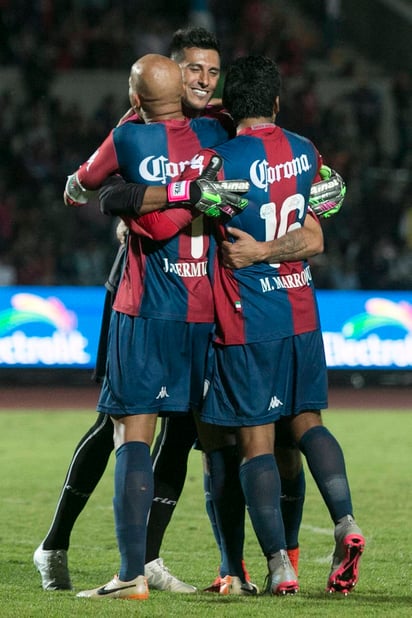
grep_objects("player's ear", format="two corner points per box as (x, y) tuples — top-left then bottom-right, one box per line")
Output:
(130, 92), (141, 112)
(273, 96), (280, 116)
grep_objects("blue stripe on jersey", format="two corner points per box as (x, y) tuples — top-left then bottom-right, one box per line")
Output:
(113, 122), (175, 184)
(189, 117), (230, 149)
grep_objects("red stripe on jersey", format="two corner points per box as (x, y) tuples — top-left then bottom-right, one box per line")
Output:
(262, 130), (320, 336)
(210, 247), (246, 345)
(77, 131), (119, 189)
(113, 234), (146, 316)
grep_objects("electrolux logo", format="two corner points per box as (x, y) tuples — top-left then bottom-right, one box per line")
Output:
(0, 292), (90, 366)
(322, 297), (412, 369)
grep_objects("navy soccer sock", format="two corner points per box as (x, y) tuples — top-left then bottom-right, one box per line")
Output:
(239, 454), (286, 558)
(299, 425), (353, 523)
(207, 446), (245, 578)
(114, 441), (154, 582)
(281, 466), (305, 550)
(203, 462), (223, 563)
(43, 413), (114, 551)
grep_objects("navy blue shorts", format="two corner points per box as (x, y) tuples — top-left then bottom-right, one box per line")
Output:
(97, 312), (213, 417)
(201, 330), (328, 427)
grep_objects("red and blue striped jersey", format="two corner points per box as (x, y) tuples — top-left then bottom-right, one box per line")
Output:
(76, 116), (229, 322)
(184, 124), (324, 343)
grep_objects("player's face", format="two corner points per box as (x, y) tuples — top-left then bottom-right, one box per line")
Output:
(179, 48), (221, 112)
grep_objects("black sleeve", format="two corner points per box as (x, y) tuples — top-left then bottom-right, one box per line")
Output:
(91, 242), (127, 383)
(105, 242), (127, 294)
(98, 175), (147, 217)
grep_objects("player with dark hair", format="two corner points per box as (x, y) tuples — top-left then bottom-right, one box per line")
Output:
(169, 26), (221, 116)
(180, 54), (364, 596)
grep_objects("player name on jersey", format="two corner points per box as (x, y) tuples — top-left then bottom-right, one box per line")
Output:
(260, 265), (313, 292)
(162, 258), (208, 277)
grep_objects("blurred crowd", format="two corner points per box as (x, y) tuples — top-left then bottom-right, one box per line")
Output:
(0, 0), (411, 289)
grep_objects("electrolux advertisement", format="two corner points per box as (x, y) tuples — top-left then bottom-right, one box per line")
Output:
(318, 291), (412, 370)
(0, 287), (411, 371)
(0, 287), (105, 369)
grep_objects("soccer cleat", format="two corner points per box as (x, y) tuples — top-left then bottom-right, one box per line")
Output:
(265, 549), (299, 596)
(144, 558), (197, 593)
(76, 574), (149, 599)
(219, 575), (259, 595)
(204, 559), (251, 593)
(327, 515), (365, 595)
(33, 545), (72, 591)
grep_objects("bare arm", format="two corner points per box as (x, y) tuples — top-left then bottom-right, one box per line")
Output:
(221, 213), (324, 269)
(140, 186), (170, 214)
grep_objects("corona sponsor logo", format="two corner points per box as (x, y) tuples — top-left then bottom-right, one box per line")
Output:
(139, 153), (205, 184)
(250, 154), (311, 190)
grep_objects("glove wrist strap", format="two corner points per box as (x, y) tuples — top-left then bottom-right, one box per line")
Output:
(167, 181), (191, 203)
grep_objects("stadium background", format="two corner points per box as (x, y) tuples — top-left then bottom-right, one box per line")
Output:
(0, 0), (411, 395)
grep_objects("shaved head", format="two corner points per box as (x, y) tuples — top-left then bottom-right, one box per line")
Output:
(129, 54), (184, 121)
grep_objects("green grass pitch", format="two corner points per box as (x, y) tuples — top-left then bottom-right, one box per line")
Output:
(0, 407), (411, 617)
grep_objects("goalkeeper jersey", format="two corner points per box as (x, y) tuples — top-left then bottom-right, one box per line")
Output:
(75, 116), (229, 322)
(184, 123), (324, 344)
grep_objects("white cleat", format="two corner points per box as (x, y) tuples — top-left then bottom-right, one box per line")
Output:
(76, 574), (149, 599)
(33, 545), (72, 591)
(145, 557), (197, 593)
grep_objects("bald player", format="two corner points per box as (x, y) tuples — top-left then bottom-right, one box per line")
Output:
(60, 53), (243, 601)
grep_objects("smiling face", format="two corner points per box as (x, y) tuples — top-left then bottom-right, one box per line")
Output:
(179, 47), (221, 114)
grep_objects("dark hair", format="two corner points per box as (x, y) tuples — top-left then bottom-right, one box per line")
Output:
(169, 27), (220, 63)
(222, 56), (282, 124)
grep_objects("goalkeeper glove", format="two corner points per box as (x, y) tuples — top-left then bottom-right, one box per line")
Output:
(309, 165), (346, 218)
(64, 172), (92, 207)
(167, 155), (249, 218)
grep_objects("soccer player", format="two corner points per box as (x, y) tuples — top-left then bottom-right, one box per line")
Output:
(181, 55), (365, 596)
(33, 27), (233, 595)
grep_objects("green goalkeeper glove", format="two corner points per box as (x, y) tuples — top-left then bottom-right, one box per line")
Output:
(167, 155), (249, 218)
(309, 165), (346, 218)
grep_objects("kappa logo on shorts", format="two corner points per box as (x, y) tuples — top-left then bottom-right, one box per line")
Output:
(268, 395), (283, 410)
(156, 386), (170, 399)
